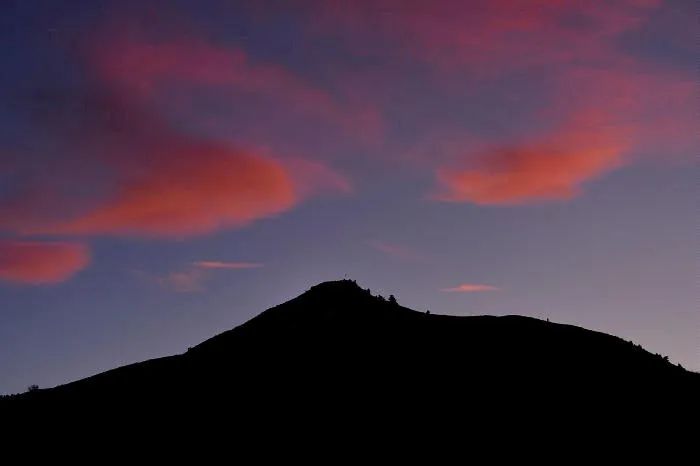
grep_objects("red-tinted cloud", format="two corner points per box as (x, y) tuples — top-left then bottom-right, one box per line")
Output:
(298, 0), (661, 72)
(433, 50), (695, 205)
(549, 66), (697, 159)
(3, 52), (350, 239)
(98, 37), (332, 109)
(3, 1), (691, 246)
(5, 125), (348, 241)
(442, 284), (499, 292)
(283, 157), (354, 197)
(9, 30), (352, 238)
(284, 0), (691, 192)
(434, 113), (628, 205)
(192, 261), (263, 269)
(39, 145), (301, 237)
(93, 35), (382, 142)
(0, 241), (90, 285)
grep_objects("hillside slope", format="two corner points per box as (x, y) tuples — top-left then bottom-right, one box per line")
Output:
(2, 280), (697, 422)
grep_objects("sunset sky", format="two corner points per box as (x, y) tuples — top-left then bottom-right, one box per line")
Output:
(0, 0), (696, 393)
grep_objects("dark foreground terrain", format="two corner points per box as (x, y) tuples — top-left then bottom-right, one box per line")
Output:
(2, 280), (697, 439)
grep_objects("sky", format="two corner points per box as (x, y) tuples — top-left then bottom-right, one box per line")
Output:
(0, 0), (697, 393)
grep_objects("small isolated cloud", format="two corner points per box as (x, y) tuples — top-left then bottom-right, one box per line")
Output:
(442, 284), (499, 292)
(366, 240), (423, 261)
(192, 261), (263, 269)
(0, 241), (91, 284)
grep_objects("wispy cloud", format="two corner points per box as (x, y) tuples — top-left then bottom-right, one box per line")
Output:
(135, 259), (263, 292)
(192, 261), (264, 269)
(156, 270), (205, 293)
(442, 284), (499, 292)
(366, 240), (423, 261)
(132, 269), (205, 293)
(95, 33), (381, 141)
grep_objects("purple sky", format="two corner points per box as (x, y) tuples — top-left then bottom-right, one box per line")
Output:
(0, 0), (697, 393)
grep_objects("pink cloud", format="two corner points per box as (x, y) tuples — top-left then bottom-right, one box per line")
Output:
(442, 284), (500, 292)
(2, 61), (351, 239)
(0, 241), (91, 285)
(283, 157), (354, 197)
(92, 34), (383, 142)
(98, 37), (334, 110)
(297, 0), (662, 73)
(37, 145), (302, 238)
(548, 66), (697, 161)
(16, 140), (350, 238)
(432, 55), (695, 206)
(433, 112), (628, 205)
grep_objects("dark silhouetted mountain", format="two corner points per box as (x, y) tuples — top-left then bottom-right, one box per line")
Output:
(2, 280), (697, 435)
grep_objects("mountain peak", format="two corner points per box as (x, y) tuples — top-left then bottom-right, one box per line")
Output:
(307, 278), (365, 294)
(264, 278), (402, 320)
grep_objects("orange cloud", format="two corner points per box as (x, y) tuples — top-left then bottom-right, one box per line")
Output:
(442, 284), (499, 292)
(434, 113), (628, 205)
(0, 241), (90, 285)
(192, 261), (263, 269)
